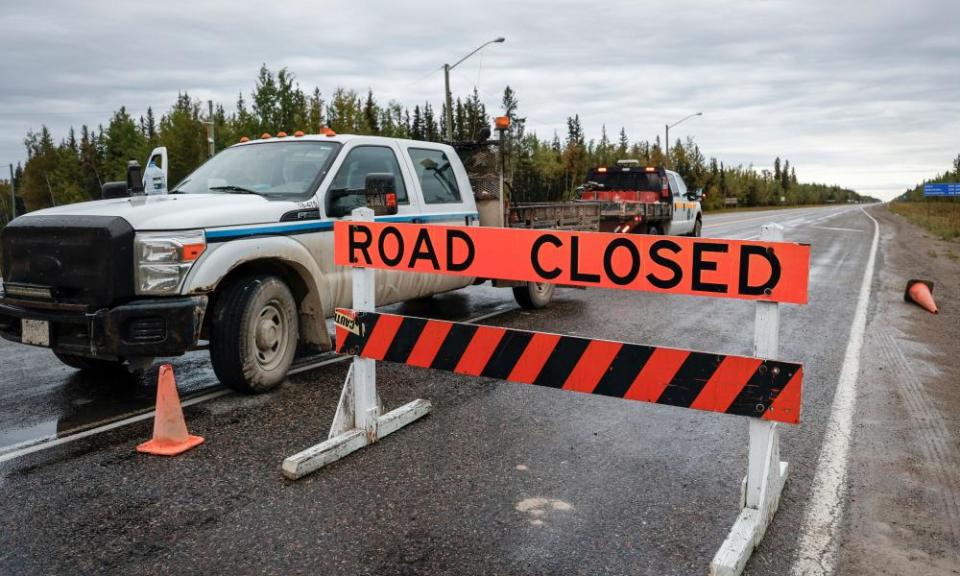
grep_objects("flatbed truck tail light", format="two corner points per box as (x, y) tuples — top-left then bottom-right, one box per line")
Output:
(386, 192), (398, 210)
(645, 166), (656, 172)
(597, 167), (607, 173)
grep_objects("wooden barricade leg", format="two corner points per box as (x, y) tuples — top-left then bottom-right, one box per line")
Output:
(710, 223), (789, 575)
(282, 207), (431, 480)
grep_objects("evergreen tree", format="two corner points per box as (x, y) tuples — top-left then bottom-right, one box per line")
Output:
(361, 90), (379, 135)
(617, 127), (629, 158)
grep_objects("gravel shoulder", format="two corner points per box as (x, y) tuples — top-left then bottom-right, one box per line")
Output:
(837, 205), (960, 575)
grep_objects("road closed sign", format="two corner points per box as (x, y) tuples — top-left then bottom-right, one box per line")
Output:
(334, 222), (811, 304)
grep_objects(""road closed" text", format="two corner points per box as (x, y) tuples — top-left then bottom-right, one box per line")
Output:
(335, 222), (810, 304)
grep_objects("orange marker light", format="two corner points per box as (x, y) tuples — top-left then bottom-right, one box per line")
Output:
(321, 127), (337, 136)
(277, 131), (288, 138)
(239, 136), (250, 143)
(294, 130), (305, 137)
(495, 116), (510, 130)
(261, 133), (272, 139)
(183, 243), (206, 261)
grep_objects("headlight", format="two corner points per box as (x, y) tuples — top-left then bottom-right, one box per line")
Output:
(134, 231), (206, 295)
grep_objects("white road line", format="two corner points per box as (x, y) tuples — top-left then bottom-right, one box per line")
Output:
(0, 389), (232, 464)
(790, 207), (880, 576)
(811, 226), (864, 233)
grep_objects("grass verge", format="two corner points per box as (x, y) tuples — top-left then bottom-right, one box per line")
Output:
(889, 201), (960, 241)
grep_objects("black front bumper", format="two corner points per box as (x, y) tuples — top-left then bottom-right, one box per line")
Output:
(0, 295), (207, 359)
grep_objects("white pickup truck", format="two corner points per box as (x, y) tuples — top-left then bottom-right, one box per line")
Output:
(1, 131), (599, 392)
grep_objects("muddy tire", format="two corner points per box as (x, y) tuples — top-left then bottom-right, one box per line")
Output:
(210, 275), (298, 393)
(513, 282), (555, 309)
(53, 351), (127, 373)
(691, 216), (702, 237)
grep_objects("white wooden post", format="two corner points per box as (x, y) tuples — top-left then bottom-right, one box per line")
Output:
(282, 207), (431, 480)
(710, 223), (789, 576)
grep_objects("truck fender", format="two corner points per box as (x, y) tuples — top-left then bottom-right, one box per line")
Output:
(183, 237), (332, 350)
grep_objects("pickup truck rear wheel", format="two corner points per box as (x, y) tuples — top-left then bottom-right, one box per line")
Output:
(53, 352), (127, 373)
(513, 282), (555, 309)
(210, 275), (299, 393)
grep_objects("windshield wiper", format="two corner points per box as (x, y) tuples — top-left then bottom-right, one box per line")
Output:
(209, 185), (264, 195)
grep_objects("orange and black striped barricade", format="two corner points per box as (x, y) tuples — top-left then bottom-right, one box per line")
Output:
(284, 214), (808, 576)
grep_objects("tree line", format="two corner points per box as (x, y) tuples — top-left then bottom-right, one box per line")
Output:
(0, 64), (876, 224)
(895, 154), (960, 202)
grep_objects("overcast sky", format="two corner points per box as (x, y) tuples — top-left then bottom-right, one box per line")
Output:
(1, 0), (957, 200)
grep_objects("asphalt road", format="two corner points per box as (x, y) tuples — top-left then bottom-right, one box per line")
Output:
(0, 205), (876, 575)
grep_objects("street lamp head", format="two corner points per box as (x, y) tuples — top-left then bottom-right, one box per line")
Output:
(494, 37), (506, 43)
(696, 112), (703, 116)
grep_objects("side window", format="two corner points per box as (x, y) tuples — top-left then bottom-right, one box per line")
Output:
(408, 148), (462, 204)
(675, 175), (688, 196)
(667, 174), (680, 197)
(329, 146), (408, 203)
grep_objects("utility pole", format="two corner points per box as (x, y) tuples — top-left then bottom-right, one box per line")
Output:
(444, 64), (452, 142)
(443, 37), (505, 142)
(8, 164), (14, 219)
(207, 100), (216, 158)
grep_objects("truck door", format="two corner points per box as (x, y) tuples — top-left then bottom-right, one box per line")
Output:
(401, 145), (477, 295)
(322, 143), (422, 309)
(667, 172), (691, 235)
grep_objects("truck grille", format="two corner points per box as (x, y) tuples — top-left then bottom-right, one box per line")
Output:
(1, 215), (135, 309)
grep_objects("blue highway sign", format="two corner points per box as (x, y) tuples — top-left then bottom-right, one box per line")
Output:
(924, 183), (960, 197)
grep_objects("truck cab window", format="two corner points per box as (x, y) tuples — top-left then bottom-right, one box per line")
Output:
(667, 173), (681, 197)
(172, 141), (339, 198)
(328, 146), (408, 203)
(409, 148), (462, 204)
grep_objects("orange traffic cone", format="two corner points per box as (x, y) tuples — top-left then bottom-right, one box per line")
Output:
(904, 279), (938, 314)
(137, 364), (204, 456)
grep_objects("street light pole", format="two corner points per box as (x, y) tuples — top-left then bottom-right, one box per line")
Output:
(665, 112), (702, 168)
(443, 37), (505, 142)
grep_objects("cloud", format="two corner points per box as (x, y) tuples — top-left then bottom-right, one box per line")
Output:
(0, 0), (957, 200)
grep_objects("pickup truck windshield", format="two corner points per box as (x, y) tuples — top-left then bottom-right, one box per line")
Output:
(172, 141), (340, 198)
(585, 170), (662, 191)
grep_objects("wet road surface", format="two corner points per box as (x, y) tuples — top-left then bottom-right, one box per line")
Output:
(0, 205), (876, 575)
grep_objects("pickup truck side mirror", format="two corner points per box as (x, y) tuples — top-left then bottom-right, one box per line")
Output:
(327, 173), (399, 218)
(101, 181), (129, 200)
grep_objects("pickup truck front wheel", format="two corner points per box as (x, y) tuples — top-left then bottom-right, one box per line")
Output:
(210, 275), (299, 393)
(513, 282), (555, 309)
